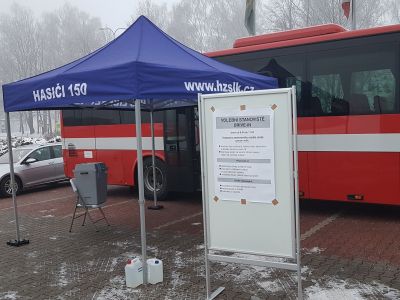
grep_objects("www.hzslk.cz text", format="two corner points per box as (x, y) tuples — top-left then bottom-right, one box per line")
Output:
(184, 80), (254, 92)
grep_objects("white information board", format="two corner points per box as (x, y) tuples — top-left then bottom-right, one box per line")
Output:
(213, 107), (275, 204)
(199, 88), (297, 258)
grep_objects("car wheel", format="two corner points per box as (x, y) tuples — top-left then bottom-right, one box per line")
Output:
(142, 157), (168, 200)
(0, 176), (21, 198)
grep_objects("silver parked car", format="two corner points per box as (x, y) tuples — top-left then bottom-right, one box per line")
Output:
(0, 143), (67, 197)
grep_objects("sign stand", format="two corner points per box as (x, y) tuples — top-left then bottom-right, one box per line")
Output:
(199, 87), (301, 300)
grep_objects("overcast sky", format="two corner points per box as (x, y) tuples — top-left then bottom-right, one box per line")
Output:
(1, 0), (177, 29)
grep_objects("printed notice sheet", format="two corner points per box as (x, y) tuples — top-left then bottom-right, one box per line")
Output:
(213, 107), (275, 203)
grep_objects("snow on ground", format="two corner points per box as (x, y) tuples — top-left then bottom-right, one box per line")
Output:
(209, 251), (400, 299)
(94, 276), (141, 300)
(109, 257), (120, 272)
(56, 263), (69, 287)
(169, 250), (188, 289)
(303, 247), (325, 254)
(305, 278), (400, 299)
(25, 251), (39, 258)
(94, 245), (202, 299)
(39, 209), (56, 214)
(120, 251), (140, 260)
(258, 280), (284, 293)
(42, 215), (55, 218)
(212, 253), (277, 293)
(0, 136), (61, 156)
(28, 237), (400, 299)
(0, 292), (19, 300)
(109, 241), (130, 249)
(196, 244), (205, 250)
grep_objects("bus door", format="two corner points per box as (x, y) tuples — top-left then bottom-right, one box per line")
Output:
(163, 107), (198, 192)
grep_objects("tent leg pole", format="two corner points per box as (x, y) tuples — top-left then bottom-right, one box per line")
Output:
(148, 111), (163, 210)
(6, 112), (29, 247)
(135, 100), (147, 284)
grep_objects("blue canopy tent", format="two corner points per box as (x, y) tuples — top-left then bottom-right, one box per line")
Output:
(2, 15), (277, 286)
(3, 15), (276, 111)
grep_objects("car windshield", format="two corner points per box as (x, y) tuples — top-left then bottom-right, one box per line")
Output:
(0, 148), (32, 164)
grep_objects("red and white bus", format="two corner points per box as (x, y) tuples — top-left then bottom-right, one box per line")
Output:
(207, 23), (400, 205)
(62, 23), (400, 205)
(61, 108), (200, 199)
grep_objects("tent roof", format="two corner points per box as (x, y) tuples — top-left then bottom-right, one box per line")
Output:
(2, 16), (277, 112)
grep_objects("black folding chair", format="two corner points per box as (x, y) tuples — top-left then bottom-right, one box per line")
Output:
(69, 178), (110, 232)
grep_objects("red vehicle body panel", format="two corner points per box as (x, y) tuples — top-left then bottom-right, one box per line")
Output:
(207, 24), (400, 205)
(61, 118), (164, 187)
(298, 115), (400, 205)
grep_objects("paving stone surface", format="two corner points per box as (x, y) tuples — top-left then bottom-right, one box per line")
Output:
(0, 184), (399, 299)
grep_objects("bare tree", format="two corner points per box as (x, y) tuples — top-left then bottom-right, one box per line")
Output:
(38, 12), (63, 70)
(262, 0), (387, 32)
(260, 0), (303, 32)
(387, 0), (400, 23)
(133, 0), (170, 30)
(344, 0), (386, 29)
(0, 3), (41, 134)
(168, 0), (210, 52)
(55, 4), (106, 63)
(167, 0), (248, 52)
(0, 3), (108, 136)
(131, 0), (249, 52)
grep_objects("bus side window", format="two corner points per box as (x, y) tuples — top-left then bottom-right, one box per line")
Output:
(308, 43), (398, 116)
(257, 56), (306, 115)
(62, 109), (93, 126)
(351, 69), (396, 114)
(62, 110), (72, 126)
(92, 110), (121, 125)
(311, 74), (345, 116)
(62, 110), (82, 126)
(120, 111), (135, 124)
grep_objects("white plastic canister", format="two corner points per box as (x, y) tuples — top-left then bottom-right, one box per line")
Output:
(125, 258), (143, 288)
(147, 258), (163, 284)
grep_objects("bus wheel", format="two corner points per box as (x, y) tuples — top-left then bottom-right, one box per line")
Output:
(143, 158), (168, 200)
